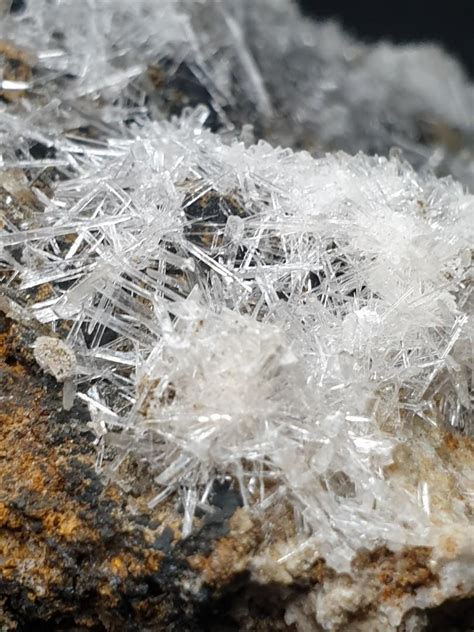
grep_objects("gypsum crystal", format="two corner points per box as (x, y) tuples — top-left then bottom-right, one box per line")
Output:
(1, 0), (474, 188)
(1, 109), (472, 571)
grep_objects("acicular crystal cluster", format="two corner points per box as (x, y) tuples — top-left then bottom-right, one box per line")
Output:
(2, 105), (473, 571)
(0, 0), (473, 590)
(1, 0), (474, 184)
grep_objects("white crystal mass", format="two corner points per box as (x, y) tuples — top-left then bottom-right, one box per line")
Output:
(1, 0), (473, 185)
(0, 0), (473, 578)
(1, 111), (472, 570)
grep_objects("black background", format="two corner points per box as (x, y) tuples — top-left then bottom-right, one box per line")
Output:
(298, 1), (474, 78)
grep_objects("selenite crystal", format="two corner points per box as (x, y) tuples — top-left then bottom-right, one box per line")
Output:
(0, 0), (473, 616)
(0, 0), (473, 185)
(1, 108), (472, 571)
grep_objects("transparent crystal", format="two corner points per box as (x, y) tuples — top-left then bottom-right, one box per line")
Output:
(2, 108), (472, 569)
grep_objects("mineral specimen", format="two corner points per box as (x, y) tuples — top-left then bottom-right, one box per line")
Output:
(0, 0), (473, 630)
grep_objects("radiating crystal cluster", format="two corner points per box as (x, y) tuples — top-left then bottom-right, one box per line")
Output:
(1, 104), (472, 569)
(0, 0), (473, 576)
(1, 0), (473, 185)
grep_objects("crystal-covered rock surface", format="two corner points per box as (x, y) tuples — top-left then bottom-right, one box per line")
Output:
(1, 0), (473, 183)
(0, 1), (473, 630)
